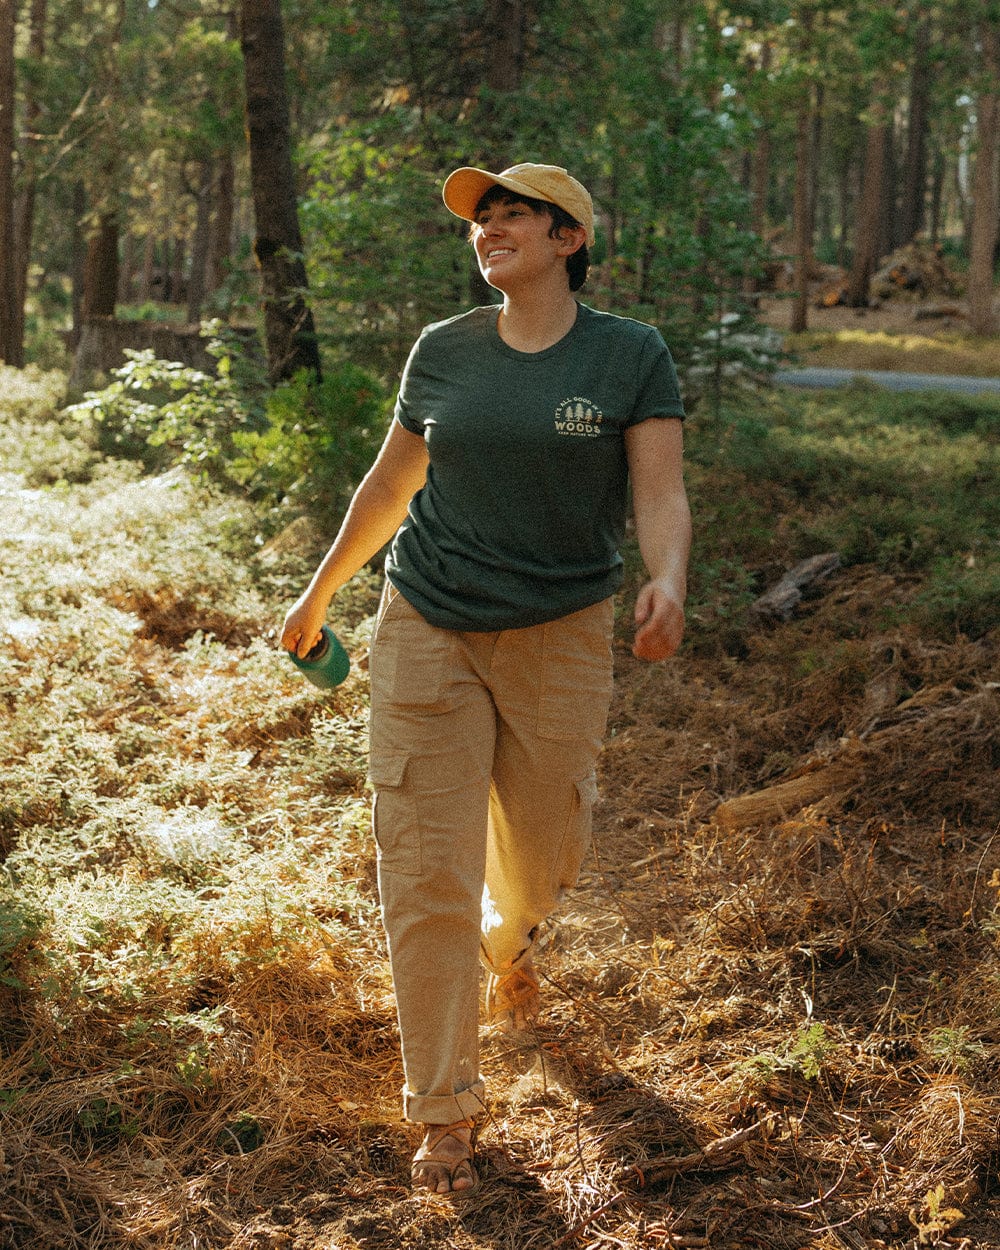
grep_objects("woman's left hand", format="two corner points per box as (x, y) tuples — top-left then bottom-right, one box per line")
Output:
(632, 581), (685, 661)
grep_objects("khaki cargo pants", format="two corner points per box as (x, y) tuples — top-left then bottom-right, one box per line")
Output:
(368, 582), (614, 1124)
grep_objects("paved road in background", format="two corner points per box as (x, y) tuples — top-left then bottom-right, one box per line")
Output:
(775, 367), (1000, 396)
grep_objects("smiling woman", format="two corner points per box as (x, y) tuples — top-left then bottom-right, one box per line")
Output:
(280, 161), (691, 1198)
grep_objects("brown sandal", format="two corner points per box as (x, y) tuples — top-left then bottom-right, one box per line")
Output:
(486, 958), (540, 1031)
(411, 1118), (480, 1197)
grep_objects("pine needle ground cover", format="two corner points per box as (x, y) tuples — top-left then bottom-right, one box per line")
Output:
(1, 366), (998, 1250)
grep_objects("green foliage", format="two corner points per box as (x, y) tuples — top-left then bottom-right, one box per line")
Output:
(67, 345), (262, 476)
(302, 118), (470, 377)
(232, 363), (390, 516)
(923, 1024), (987, 1073)
(0, 898), (45, 989)
(735, 1022), (837, 1090)
(909, 1183), (966, 1246)
(65, 331), (389, 513)
(216, 1113), (266, 1153)
(0, 421), (374, 1022)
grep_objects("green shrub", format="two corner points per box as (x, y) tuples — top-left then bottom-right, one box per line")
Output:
(231, 364), (389, 516)
(65, 332), (389, 513)
(910, 559), (1000, 640)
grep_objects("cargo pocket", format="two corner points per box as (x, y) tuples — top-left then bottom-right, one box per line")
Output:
(537, 602), (614, 741)
(555, 772), (600, 893)
(369, 752), (422, 876)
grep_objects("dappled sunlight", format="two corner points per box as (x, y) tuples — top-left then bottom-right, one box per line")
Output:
(3, 365), (999, 1249)
(784, 325), (1000, 378)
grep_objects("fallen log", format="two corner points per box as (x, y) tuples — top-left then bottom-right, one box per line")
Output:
(714, 684), (996, 830)
(714, 757), (860, 831)
(750, 553), (841, 623)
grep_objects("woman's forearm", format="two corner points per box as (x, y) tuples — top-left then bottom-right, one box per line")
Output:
(281, 421), (428, 655)
(635, 488), (691, 598)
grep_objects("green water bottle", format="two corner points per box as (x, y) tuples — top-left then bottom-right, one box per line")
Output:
(288, 626), (350, 689)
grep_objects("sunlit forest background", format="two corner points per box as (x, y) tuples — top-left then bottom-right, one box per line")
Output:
(1, 0), (999, 389)
(2, 4), (1000, 1250)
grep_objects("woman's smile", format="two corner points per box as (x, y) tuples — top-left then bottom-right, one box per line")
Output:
(473, 204), (566, 288)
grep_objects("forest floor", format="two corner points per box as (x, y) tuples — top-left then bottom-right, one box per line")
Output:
(1, 348), (998, 1250)
(759, 292), (1000, 379)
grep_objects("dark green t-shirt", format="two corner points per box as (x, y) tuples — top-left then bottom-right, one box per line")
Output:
(386, 302), (684, 631)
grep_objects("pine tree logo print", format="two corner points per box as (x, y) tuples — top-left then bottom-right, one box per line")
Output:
(554, 397), (604, 437)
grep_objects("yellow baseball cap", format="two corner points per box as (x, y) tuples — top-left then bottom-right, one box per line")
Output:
(442, 163), (595, 247)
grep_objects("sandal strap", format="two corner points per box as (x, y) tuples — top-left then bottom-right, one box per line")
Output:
(419, 1117), (477, 1155)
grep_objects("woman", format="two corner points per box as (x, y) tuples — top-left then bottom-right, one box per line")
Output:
(281, 163), (691, 1196)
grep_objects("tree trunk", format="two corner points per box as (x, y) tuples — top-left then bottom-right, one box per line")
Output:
(139, 234), (155, 302)
(207, 153), (235, 294)
(929, 148), (945, 244)
(13, 0), (46, 360)
(0, 0), (22, 366)
(186, 161), (213, 325)
(171, 233), (185, 305)
(117, 231), (135, 304)
(82, 213), (120, 318)
(750, 119), (771, 238)
(70, 182), (85, 345)
(790, 87), (814, 333)
(880, 116), (897, 259)
(466, 0), (529, 305)
(968, 22), (1000, 336)
(845, 112), (890, 308)
(746, 39), (773, 300)
(483, 0), (524, 93)
(897, 22), (930, 246)
(240, 0), (322, 382)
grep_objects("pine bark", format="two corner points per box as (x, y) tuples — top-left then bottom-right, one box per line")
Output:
(790, 88), (815, 332)
(186, 161), (213, 325)
(240, 0), (322, 382)
(208, 154), (235, 294)
(896, 22), (930, 246)
(0, 0), (22, 366)
(483, 0), (524, 93)
(968, 22), (1000, 337)
(13, 0), (46, 358)
(845, 113), (890, 308)
(81, 213), (120, 318)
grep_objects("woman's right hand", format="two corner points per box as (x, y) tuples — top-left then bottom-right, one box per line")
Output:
(280, 592), (330, 659)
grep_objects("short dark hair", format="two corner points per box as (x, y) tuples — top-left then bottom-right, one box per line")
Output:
(472, 185), (590, 292)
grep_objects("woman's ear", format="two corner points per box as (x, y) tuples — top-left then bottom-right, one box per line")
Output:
(553, 224), (587, 256)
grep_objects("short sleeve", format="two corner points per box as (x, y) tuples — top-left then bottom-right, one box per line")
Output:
(624, 327), (685, 427)
(393, 333), (427, 435)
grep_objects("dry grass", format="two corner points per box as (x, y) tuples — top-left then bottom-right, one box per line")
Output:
(2, 370), (999, 1250)
(759, 296), (1000, 378)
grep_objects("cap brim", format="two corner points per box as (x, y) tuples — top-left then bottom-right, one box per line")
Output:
(442, 167), (560, 223)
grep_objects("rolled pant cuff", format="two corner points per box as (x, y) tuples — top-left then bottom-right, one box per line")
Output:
(402, 1080), (487, 1125)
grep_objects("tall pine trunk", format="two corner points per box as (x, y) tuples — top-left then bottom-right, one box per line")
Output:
(240, 0), (322, 382)
(208, 154), (235, 295)
(13, 0), (45, 359)
(186, 161), (213, 325)
(968, 22), (1000, 336)
(845, 109), (890, 308)
(897, 22), (930, 246)
(0, 0), (22, 366)
(790, 87), (815, 333)
(81, 212), (120, 318)
(466, 0), (529, 306)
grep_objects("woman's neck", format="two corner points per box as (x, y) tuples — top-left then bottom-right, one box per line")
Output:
(496, 289), (579, 353)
